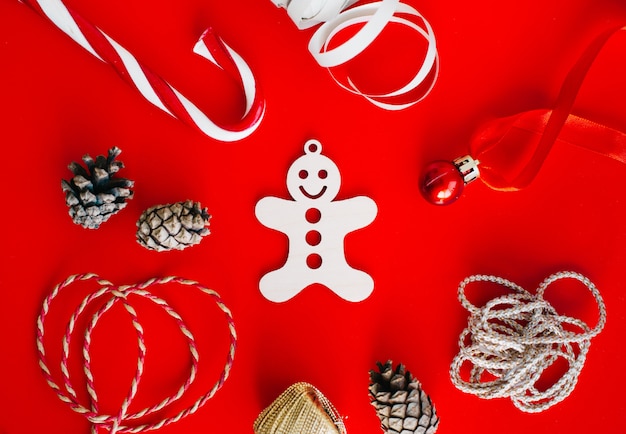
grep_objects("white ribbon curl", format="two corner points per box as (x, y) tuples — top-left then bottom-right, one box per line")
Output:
(271, 0), (439, 109)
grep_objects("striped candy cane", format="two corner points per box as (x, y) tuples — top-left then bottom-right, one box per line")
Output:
(21, 0), (265, 142)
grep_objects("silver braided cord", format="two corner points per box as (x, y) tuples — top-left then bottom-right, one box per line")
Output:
(450, 271), (606, 412)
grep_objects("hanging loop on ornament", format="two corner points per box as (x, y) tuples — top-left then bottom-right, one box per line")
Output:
(37, 273), (237, 433)
(421, 25), (626, 204)
(271, 0), (439, 109)
(450, 271), (606, 412)
(20, 0), (265, 142)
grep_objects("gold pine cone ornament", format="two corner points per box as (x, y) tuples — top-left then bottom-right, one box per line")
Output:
(254, 382), (346, 434)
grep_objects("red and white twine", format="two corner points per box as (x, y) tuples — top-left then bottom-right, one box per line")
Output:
(20, 0), (265, 142)
(36, 273), (237, 433)
(450, 271), (606, 412)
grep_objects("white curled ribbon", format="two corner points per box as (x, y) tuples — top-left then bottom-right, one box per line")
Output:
(271, 0), (439, 109)
(21, 0), (265, 142)
(282, 0), (360, 29)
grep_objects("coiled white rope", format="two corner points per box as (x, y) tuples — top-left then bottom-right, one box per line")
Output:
(271, 0), (438, 109)
(450, 271), (606, 412)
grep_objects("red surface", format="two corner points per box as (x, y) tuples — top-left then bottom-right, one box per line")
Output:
(2, 0), (626, 433)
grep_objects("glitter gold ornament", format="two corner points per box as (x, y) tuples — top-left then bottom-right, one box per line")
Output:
(253, 382), (346, 434)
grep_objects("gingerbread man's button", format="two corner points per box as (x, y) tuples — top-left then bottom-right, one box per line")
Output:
(306, 208), (321, 223)
(306, 230), (321, 246)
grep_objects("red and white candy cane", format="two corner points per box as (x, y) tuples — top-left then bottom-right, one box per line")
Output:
(36, 273), (237, 434)
(271, 0), (439, 110)
(21, 0), (265, 142)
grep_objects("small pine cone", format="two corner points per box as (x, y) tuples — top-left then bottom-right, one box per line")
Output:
(136, 200), (210, 251)
(369, 360), (439, 434)
(61, 147), (134, 229)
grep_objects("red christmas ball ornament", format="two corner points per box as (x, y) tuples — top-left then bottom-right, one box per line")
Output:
(420, 156), (480, 205)
(421, 161), (464, 205)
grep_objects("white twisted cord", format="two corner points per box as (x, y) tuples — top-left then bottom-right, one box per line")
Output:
(450, 271), (606, 412)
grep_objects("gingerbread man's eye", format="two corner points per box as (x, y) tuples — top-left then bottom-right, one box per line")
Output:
(299, 170), (308, 179)
(318, 170), (327, 179)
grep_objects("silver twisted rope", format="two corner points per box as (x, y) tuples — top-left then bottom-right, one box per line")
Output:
(450, 271), (606, 412)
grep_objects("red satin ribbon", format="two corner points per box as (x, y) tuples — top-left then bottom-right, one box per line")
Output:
(469, 26), (626, 191)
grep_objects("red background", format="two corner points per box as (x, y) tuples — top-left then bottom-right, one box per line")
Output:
(1, 0), (626, 433)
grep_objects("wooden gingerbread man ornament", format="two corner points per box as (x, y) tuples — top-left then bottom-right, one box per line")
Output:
(255, 139), (377, 302)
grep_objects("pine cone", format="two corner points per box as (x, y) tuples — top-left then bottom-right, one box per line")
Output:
(61, 147), (134, 229)
(369, 360), (439, 434)
(136, 200), (210, 251)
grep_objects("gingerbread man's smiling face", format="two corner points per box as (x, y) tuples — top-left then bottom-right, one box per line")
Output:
(287, 140), (341, 203)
